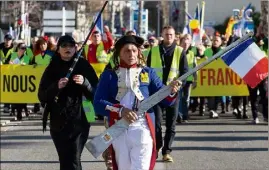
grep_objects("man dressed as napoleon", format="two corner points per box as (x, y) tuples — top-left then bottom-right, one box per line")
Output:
(94, 35), (182, 170)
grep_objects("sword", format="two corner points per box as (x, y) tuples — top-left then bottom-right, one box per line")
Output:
(85, 33), (253, 158)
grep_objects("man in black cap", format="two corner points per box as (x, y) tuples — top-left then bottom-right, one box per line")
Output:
(1, 34), (14, 113)
(0, 34), (14, 64)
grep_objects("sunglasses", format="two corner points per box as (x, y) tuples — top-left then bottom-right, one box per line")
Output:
(20, 47), (27, 50)
(60, 43), (75, 48)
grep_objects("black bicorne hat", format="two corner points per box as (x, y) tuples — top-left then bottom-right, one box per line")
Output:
(114, 35), (144, 52)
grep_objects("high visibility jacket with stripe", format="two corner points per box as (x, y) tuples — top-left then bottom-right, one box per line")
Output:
(84, 43), (113, 78)
(10, 52), (30, 65)
(150, 45), (183, 85)
(34, 50), (54, 65)
(0, 46), (14, 64)
(84, 42), (111, 64)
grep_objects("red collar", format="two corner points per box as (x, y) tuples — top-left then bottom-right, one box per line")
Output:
(119, 60), (137, 68)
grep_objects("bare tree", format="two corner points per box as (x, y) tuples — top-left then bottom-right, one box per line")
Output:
(161, 1), (170, 26)
(261, 1), (268, 37)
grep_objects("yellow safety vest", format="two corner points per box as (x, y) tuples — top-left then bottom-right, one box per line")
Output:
(142, 48), (150, 60)
(151, 45), (183, 85)
(34, 53), (52, 65)
(0, 47), (13, 64)
(26, 47), (34, 63)
(82, 96), (95, 123)
(186, 50), (196, 81)
(84, 43), (112, 78)
(84, 42), (110, 63)
(10, 52), (30, 65)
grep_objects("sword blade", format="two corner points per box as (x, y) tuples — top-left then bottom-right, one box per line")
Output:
(85, 118), (129, 158)
(138, 86), (172, 113)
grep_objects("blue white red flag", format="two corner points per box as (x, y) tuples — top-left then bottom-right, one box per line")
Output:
(222, 38), (268, 88)
(93, 12), (104, 34)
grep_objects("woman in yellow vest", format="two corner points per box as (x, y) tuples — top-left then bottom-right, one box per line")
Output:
(33, 37), (54, 65)
(178, 34), (197, 123)
(9, 42), (31, 120)
(32, 37), (54, 113)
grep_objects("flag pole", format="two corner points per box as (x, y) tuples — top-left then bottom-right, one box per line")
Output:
(200, 1), (205, 40)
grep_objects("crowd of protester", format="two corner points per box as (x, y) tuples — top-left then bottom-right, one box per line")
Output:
(0, 25), (268, 124)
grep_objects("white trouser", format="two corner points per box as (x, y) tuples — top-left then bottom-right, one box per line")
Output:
(112, 121), (153, 170)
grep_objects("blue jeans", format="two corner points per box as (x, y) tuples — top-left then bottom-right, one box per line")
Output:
(178, 82), (192, 120)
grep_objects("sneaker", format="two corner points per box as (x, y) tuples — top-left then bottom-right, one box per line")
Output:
(232, 109), (238, 116)
(163, 154), (173, 162)
(252, 118), (260, 124)
(209, 110), (218, 118)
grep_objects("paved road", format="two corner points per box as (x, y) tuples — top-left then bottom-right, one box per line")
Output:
(0, 112), (268, 170)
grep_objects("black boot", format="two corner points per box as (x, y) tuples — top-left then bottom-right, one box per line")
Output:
(199, 105), (205, 116)
(226, 103), (230, 112)
(33, 104), (40, 113)
(242, 106), (249, 119)
(17, 111), (22, 121)
(236, 108), (242, 119)
(221, 103), (225, 114)
(177, 115), (182, 124)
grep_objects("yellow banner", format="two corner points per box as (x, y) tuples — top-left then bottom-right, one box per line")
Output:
(0, 60), (250, 103)
(191, 58), (249, 96)
(0, 65), (46, 103)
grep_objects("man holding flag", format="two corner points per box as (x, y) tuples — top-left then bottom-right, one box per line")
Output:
(83, 13), (114, 79)
(84, 25), (113, 68)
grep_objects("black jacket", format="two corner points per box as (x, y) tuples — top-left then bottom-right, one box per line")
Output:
(38, 55), (98, 132)
(146, 42), (189, 84)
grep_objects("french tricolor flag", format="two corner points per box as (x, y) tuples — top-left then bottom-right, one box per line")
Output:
(222, 38), (268, 88)
(93, 12), (104, 34)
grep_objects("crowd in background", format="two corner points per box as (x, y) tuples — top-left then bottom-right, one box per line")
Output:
(0, 24), (268, 124)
